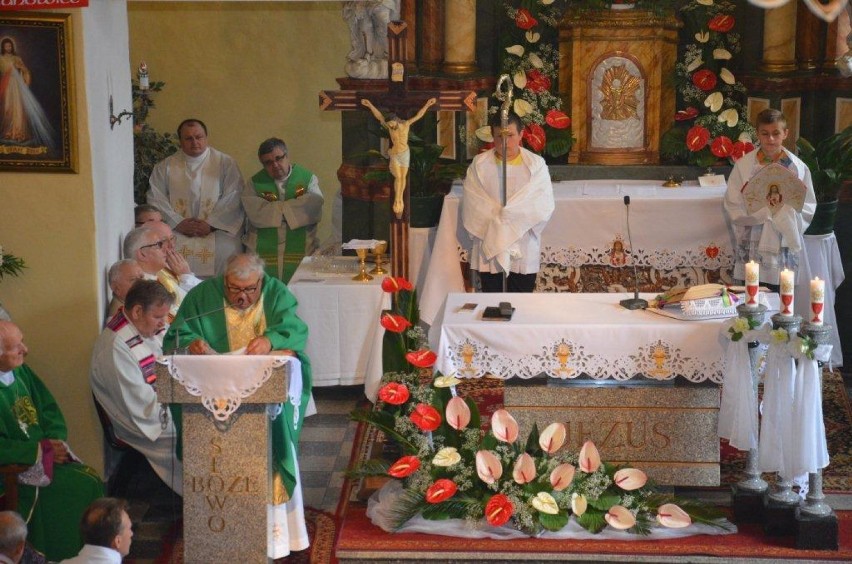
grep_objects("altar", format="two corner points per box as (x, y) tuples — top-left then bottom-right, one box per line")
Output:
(419, 180), (735, 325)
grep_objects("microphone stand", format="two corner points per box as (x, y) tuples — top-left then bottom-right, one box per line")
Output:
(171, 305), (227, 354)
(619, 195), (648, 310)
(495, 75), (513, 294)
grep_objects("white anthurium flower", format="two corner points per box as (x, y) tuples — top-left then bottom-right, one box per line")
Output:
(571, 493), (587, 516)
(531, 492), (560, 515)
(525, 30), (541, 43)
(697, 0), (713, 5)
(433, 447), (461, 467)
(704, 92), (723, 113)
(694, 31), (710, 43)
(434, 374), (463, 388)
(528, 52), (544, 68)
(718, 108), (739, 127)
(657, 503), (692, 528)
(605, 505), (636, 530)
(475, 126), (494, 143)
(513, 70), (527, 89)
(539, 422), (567, 454)
(540, 0), (555, 5)
(513, 98), (534, 118)
(506, 44), (525, 57)
(738, 131), (753, 143)
(686, 57), (704, 72)
(713, 48), (732, 60)
(719, 68), (736, 85)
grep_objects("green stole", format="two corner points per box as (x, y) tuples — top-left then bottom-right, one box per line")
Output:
(251, 165), (313, 282)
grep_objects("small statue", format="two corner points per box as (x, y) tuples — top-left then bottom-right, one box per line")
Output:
(361, 97), (437, 219)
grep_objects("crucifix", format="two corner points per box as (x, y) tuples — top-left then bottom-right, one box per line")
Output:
(319, 20), (476, 279)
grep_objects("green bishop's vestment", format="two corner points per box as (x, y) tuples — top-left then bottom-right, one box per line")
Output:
(0, 364), (104, 560)
(163, 273), (311, 495)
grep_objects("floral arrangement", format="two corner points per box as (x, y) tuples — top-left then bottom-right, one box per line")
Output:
(496, 1), (573, 158)
(351, 277), (728, 536)
(661, 0), (755, 167)
(0, 246), (26, 281)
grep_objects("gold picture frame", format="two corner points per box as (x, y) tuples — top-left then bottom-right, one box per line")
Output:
(0, 13), (76, 172)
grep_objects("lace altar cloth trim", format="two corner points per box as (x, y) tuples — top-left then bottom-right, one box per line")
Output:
(442, 336), (724, 383)
(158, 356), (298, 421)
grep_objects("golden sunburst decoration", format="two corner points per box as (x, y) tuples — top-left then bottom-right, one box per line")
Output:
(600, 65), (641, 121)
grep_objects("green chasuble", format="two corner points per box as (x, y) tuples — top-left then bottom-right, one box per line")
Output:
(251, 165), (313, 283)
(0, 364), (104, 561)
(163, 273), (312, 496)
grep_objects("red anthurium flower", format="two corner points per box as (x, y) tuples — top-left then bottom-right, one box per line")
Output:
(381, 276), (413, 293)
(692, 69), (717, 92)
(545, 109), (571, 129)
(388, 455), (420, 478)
(525, 69), (551, 93)
(523, 123), (546, 152)
(380, 312), (411, 333)
(485, 494), (514, 526)
(708, 14), (735, 33)
(730, 140), (755, 161)
(675, 107), (699, 121)
(515, 8), (537, 30)
(410, 403), (442, 431)
(710, 136), (734, 158)
(378, 382), (410, 405)
(425, 479), (457, 503)
(686, 126), (711, 152)
(405, 349), (437, 369)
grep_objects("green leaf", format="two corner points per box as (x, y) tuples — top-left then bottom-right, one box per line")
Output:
(524, 423), (542, 457)
(538, 511), (569, 532)
(587, 494), (621, 511)
(575, 508), (607, 534)
(345, 458), (390, 479)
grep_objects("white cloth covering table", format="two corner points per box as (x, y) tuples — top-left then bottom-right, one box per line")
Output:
(431, 292), (777, 383)
(288, 257), (391, 400)
(796, 232), (844, 366)
(420, 180), (734, 325)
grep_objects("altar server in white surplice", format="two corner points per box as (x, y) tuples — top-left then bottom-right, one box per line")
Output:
(723, 109), (815, 286)
(147, 118), (246, 278)
(90, 280), (183, 495)
(462, 111), (554, 292)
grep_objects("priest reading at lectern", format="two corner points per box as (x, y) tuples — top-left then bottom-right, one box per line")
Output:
(462, 111), (554, 292)
(162, 252), (313, 556)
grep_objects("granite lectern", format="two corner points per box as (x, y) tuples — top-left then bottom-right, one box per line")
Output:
(156, 356), (293, 564)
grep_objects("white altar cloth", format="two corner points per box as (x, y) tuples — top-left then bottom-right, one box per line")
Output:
(288, 257), (391, 400)
(432, 292), (778, 383)
(420, 180), (734, 325)
(795, 232), (844, 366)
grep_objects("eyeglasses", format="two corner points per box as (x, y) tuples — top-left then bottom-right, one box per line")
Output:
(261, 154), (288, 167)
(140, 236), (176, 251)
(224, 279), (262, 295)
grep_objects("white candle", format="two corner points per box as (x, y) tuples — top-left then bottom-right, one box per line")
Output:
(138, 61), (149, 91)
(744, 260), (759, 308)
(810, 277), (825, 325)
(779, 268), (794, 316)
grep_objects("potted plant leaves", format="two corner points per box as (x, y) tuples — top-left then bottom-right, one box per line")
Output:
(796, 126), (852, 235)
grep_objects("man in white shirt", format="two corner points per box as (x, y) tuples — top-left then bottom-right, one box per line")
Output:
(90, 281), (182, 495)
(462, 111), (554, 292)
(147, 118), (246, 277)
(0, 511), (26, 564)
(105, 259), (144, 322)
(60, 498), (133, 563)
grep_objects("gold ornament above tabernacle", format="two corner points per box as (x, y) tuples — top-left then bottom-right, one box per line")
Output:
(600, 65), (640, 121)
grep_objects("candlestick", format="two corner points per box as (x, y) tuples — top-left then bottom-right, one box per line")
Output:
(779, 268), (794, 316)
(744, 260), (759, 308)
(138, 61), (149, 91)
(810, 277), (825, 325)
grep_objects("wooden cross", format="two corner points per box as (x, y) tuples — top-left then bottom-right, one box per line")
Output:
(319, 21), (476, 280)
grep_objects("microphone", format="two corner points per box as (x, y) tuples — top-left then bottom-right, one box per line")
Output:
(170, 305), (227, 354)
(620, 195), (648, 310)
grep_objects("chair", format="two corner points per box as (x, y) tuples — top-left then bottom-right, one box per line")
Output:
(0, 464), (27, 511)
(92, 394), (151, 497)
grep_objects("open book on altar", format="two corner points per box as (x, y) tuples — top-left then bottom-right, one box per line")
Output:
(649, 283), (771, 321)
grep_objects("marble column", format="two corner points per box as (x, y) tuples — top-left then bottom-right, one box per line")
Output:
(762, 1), (798, 73)
(420, 0), (445, 73)
(443, 0), (477, 75)
(401, 0), (417, 70)
(797, 1), (824, 71)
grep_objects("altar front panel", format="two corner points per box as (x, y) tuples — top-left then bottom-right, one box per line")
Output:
(434, 292), (732, 383)
(419, 180), (735, 325)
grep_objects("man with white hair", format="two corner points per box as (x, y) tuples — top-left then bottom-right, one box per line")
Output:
(106, 259), (144, 321)
(163, 253), (311, 558)
(0, 511), (27, 564)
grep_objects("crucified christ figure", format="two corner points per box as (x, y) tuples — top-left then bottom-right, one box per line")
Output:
(361, 97), (437, 219)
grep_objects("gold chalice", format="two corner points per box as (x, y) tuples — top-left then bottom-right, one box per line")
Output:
(370, 240), (388, 275)
(352, 247), (373, 281)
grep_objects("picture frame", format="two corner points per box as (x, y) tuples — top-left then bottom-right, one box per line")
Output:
(0, 13), (76, 173)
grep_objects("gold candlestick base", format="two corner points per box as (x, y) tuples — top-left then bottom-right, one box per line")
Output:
(353, 248), (373, 282)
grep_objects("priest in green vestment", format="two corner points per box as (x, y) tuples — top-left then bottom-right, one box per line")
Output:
(162, 252), (311, 503)
(242, 137), (324, 283)
(0, 321), (104, 561)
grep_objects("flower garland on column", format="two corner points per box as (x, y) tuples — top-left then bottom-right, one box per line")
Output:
(662, 0), (756, 167)
(497, 1), (574, 158)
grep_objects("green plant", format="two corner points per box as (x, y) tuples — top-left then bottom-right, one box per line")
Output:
(132, 80), (178, 204)
(0, 246), (26, 281)
(796, 126), (852, 203)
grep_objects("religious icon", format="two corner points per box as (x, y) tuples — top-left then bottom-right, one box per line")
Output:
(766, 183), (782, 215)
(600, 64), (640, 121)
(609, 236), (627, 267)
